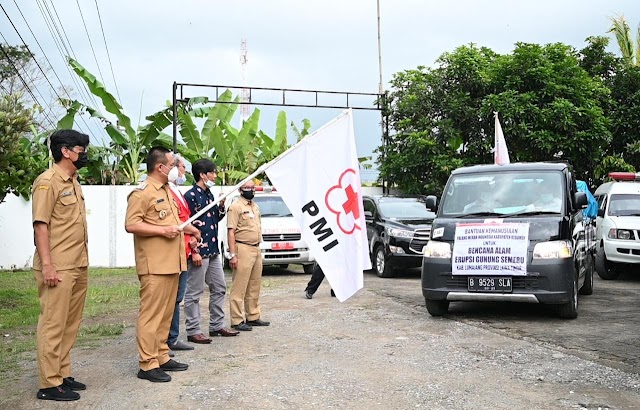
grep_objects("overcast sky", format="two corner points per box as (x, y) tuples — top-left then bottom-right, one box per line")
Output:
(3, 0), (640, 178)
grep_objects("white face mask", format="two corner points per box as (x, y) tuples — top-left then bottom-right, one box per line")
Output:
(205, 179), (215, 188)
(167, 166), (179, 183)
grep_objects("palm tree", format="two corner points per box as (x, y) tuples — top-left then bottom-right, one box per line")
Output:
(608, 14), (640, 66)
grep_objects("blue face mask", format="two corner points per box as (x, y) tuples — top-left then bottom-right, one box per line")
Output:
(176, 175), (187, 185)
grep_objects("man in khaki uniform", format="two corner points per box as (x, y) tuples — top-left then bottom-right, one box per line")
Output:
(125, 147), (198, 383)
(32, 129), (90, 402)
(227, 180), (271, 331)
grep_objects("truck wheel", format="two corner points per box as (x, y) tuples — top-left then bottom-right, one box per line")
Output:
(595, 245), (619, 280)
(579, 262), (593, 295)
(558, 274), (578, 319)
(425, 299), (449, 316)
(303, 264), (314, 274)
(374, 244), (394, 278)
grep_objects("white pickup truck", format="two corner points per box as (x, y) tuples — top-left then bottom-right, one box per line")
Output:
(217, 187), (315, 273)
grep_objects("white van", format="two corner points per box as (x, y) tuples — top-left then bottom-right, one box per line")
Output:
(218, 187), (315, 273)
(593, 172), (640, 279)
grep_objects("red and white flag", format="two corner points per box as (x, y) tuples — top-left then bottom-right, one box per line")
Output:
(265, 109), (371, 301)
(494, 112), (510, 165)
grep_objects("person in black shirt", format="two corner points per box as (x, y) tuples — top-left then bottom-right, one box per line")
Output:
(304, 262), (335, 299)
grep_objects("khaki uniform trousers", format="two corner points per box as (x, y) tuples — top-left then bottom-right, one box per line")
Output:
(229, 243), (263, 325)
(34, 267), (88, 388)
(137, 273), (178, 371)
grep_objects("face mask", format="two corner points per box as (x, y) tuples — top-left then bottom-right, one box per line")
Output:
(241, 190), (255, 200)
(73, 152), (89, 170)
(176, 175), (187, 185)
(167, 166), (179, 182)
(205, 178), (215, 188)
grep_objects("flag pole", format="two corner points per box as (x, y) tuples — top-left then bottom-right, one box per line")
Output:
(180, 109), (353, 229)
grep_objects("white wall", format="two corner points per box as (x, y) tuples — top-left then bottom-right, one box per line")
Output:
(0, 185), (383, 269)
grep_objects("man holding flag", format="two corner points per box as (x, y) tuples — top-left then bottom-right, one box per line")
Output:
(265, 109), (371, 301)
(180, 109), (371, 302)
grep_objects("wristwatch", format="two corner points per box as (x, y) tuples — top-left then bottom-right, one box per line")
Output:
(229, 253), (236, 259)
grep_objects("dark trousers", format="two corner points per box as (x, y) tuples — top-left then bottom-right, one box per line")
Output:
(305, 264), (327, 295)
(168, 270), (188, 346)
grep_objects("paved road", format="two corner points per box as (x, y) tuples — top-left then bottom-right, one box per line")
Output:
(361, 267), (640, 374)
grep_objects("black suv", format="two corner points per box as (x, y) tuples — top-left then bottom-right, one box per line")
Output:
(363, 195), (436, 278)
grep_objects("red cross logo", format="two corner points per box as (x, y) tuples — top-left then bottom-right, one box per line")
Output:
(342, 185), (360, 220)
(325, 168), (362, 235)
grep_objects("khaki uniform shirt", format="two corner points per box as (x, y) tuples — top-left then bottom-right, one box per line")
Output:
(227, 198), (262, 245)
(125, 177), (187, 275)
(32, 163), (88, 271)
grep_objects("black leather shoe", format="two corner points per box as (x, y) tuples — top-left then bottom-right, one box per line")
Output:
(63, 377), (86, 391)
(37, 385), (80, 401)
(137, 368), (171, 382)
(246, 318), (270, 326)
(159, 359), (188, 372)
(231, 322), (252, 331)
(169, 340), (194, 350)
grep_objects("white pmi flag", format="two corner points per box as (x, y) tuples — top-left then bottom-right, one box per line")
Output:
(494, 111), (510, 165)
(264, 109), (371, 301)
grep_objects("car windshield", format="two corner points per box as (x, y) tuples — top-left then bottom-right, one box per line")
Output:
(377, 198), (435, 219)
(608, 194), (640, 216)
(253, 196), (292, 217)
(440, 170), (565, 217)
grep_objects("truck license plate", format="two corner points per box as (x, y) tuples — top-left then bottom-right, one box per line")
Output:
(271, 242), (294, 250)
(468, 277), (512, 292)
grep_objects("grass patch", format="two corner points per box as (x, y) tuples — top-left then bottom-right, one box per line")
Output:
(0, 268), (139, 379)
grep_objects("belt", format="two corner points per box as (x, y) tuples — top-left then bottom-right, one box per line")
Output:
(236, 240), (259, 247)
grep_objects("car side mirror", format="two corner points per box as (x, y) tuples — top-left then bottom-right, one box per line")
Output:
(574, 191), (588, 210)
(597, 209), (605, 218)
(364, 210), (373, 221)
(425, 195), (438, 212)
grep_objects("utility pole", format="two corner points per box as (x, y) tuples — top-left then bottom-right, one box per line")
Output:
(376, 0), (383, 94)
(240, 38), (249, 122)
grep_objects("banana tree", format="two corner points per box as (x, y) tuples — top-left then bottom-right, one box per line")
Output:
(60, 58), (174, 183)
(609, 15), (640, 66)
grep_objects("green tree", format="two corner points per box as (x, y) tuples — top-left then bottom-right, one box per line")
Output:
(380, 42), (612, 193)
(1, 43), (63, 130)
(486, 42), (611, 182)
(379, 45), (500, 194)
(0, 94), (47, 203)
(579, 36), (638, 180)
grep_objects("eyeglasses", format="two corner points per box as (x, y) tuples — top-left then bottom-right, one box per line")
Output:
(240, 187), (256, 192)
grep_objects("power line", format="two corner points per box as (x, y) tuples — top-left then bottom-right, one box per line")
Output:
(74, 0), (107, 88)
(44, 0), (111, 143)
(34, 0), (109, 143)
(93, 0), (122, 102)
(39, 0), (102, 111)
(8, 0), (95, 136)
(0, 41), (57, 129)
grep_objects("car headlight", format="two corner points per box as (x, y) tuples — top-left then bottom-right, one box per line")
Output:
(387, 227), (414, 238)
(533, 240), (572, 259)
(608, 229), (632, 240)
(423, 240), (451, 258)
